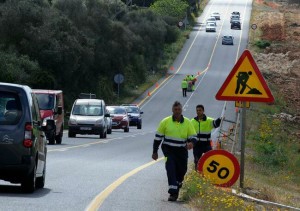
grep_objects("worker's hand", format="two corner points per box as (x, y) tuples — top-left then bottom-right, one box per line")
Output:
(186, 142), (193, 150)
(152, 153), (158, 161)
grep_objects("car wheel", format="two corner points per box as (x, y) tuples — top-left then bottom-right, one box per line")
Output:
(68, 130), (76, 138)
(107, 128), (112, 134)
(124, 127), (129, 133)
(36, 159), (46, 189)
(21, 163), (36, 193)
(48, 135), (55, 145)
(55, 126), (63, 144)
(100, 130), (107, 139)
(137, 124), (142, 129)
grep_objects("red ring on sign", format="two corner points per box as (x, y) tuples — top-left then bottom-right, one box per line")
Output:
(197, 150), (240, 187)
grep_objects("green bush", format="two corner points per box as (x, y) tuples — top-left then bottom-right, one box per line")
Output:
(255, 40), (271, 49)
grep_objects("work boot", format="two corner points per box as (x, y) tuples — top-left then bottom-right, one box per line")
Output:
(168, 193), (178, 201)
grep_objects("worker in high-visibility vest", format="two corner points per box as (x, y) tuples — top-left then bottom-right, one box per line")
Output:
(181, 78), (188, 97)
(191, 104), (222, 170)
(152, 101), (197, 201)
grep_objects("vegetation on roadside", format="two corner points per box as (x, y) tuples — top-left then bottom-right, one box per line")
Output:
(181, 0), (299, 209)
(181, 170), (255, 210)
(0, 0), (198, 110)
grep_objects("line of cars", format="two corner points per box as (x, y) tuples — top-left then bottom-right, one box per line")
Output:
(0, 83), (143, 193)
(67, 95), (143, 138)
(222, 11), (241, 45)
(205, 12), (220, 32)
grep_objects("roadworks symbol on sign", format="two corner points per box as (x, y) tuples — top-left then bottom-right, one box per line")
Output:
(216, 50), (274, 102)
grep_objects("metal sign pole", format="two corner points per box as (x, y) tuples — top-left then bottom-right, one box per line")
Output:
(239, 101), (246, 189)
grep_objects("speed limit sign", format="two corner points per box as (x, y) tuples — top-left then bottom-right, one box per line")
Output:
(197, 150), (240, 187)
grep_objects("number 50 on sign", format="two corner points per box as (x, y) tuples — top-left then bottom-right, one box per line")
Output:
(197, 150), (240, 187)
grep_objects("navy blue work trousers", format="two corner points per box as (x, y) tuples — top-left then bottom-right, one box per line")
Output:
(161, 144), (188, 194)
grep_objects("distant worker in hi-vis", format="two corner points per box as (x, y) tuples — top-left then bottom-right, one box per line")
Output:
(181, 78), (188, 97)
(152, 101), (197, 201)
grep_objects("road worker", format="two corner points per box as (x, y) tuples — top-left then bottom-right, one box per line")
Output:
(152, 101), (197, 201)
(181, 78), (188, 97)
(191, 104), (222, 170)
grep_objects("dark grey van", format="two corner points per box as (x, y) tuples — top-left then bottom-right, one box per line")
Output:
(0, 82), (54, 193)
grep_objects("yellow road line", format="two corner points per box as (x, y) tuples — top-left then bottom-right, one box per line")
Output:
(85, 157), (164, 211)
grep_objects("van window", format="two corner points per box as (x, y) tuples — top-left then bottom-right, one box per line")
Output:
(0, 92), (22, 125)
(72, 105), (103, 116)
(35, 93), (55, 110)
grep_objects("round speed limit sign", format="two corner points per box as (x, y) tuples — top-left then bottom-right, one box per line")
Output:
(197, 150), (240, 187)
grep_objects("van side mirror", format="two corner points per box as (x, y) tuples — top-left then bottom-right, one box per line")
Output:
(140, 111), (144, 114)
(56, 106), (63, 115)
(105, 113), (110, 117)
(42, 119), (55, 131)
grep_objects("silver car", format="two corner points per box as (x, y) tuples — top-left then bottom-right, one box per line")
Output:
(68, 99), (110, 138)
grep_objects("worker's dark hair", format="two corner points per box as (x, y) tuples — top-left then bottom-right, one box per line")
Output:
(196, 104), (204, 110)
(173, 101), (182, 108)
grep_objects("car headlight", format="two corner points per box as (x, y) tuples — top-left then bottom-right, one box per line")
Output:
(95, 119), (103, 126)
(42, 116), (53, 126)
(68, 118), (77, 125)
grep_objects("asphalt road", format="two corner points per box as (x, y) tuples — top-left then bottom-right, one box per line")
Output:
(0, 0), (252, 210)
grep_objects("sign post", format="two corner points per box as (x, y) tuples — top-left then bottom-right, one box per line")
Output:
(215, 49), (274, 189)
(114, 74), (124, 103)
(239, 101), (246, 188)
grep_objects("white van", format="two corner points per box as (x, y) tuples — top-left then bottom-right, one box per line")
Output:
(68, 99), (110, 138)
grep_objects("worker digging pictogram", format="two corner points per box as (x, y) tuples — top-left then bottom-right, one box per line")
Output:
(235, 71), (262, 95)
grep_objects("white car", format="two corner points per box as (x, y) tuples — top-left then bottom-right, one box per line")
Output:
(206, 17), (217, 26)
(211, 12), (221, 20)
(206, 22), (216, 32)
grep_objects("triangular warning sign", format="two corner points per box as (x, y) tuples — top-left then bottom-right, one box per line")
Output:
(216, 50), (274, 102)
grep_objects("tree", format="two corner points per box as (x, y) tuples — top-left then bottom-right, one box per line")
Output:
(150, 0), (188, 20)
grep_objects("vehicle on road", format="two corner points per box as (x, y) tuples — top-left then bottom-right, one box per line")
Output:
(33, 89), (64, 145)
(0, 82), (54, 193)
(68, 99), (110, 138)
(206, 22), (217, 32)
(231, 11), (240, 17)
(106, 106), (129, 132)
(231, 20), (241, 29)
(206, 17), (217, 26)
(211, 12), (221, 20)
(230, 15), (240, 23)
(222, 35), (234, 45)
(121, 104), (143, 129)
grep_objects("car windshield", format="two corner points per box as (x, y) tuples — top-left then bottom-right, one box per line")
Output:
(0, 92), (22, 125)
(35, 93), (55, 110)
(125, 106), (139, 113)
(107, 107), (126, 115)
(72, 104), (103, 116)
(223, 36), (232, 40)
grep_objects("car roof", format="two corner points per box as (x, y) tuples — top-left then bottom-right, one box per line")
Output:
(75, 99), (104, 105)
(121, 104), (139, 107)
(0, 82), (32, 100)
(32, 89), (62, 94)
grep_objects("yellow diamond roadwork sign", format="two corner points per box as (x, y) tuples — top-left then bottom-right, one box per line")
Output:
(216, 50), (274, 102)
